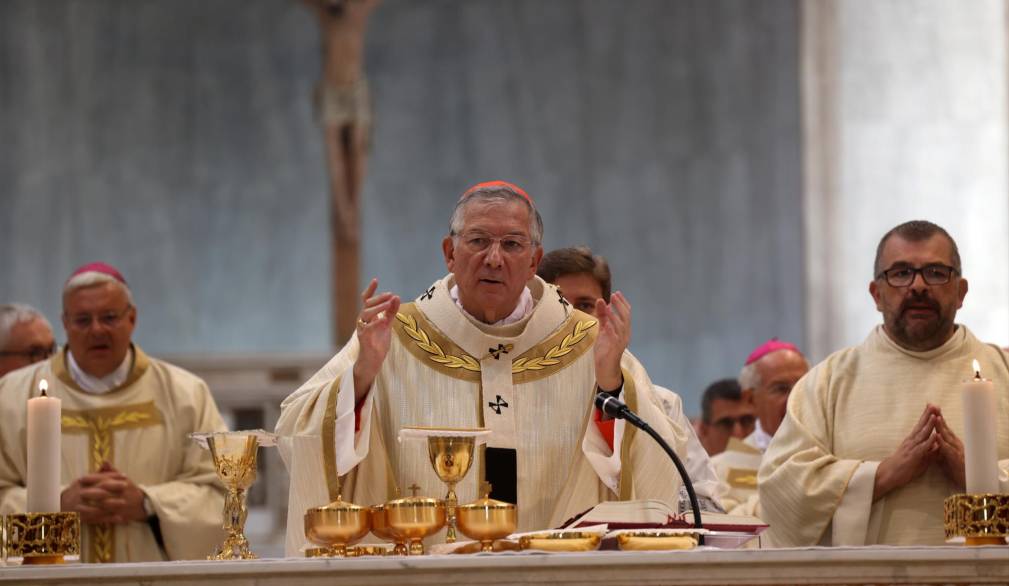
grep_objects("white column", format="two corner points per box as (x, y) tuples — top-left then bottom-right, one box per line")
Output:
(802, 0), (1009, 359)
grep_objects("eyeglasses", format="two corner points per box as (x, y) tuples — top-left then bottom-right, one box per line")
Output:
(875, 264), (959, 287)
(712, 414), (756, 432)
(0, 343), (57, 362)
(456, 231), (535, 256)
(66, 306), (132, 332)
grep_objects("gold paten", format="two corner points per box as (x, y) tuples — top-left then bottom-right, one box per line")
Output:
(384, 487), (446, 555)
(4, 512), (80, 564)
(427, 436), (476, 543)
(456, 483), (517, 552)
(943, 493), (1009, 546)
(616, 531), (699, 551)
(518, 531), (602, 552)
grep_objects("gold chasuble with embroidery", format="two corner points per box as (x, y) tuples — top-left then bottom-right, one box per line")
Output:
(0, 346), (228, 562)
(276, 275), (691, 554)
(759, 326), (1009, 547)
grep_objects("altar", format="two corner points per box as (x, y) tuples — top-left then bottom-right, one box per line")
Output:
(3, 546), (1007, 586)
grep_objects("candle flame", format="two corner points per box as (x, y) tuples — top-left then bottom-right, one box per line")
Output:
(38, 379), (48, 396)
(972, 359), (981, 380)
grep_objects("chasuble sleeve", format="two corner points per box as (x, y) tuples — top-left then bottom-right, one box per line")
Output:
(757, 363), (862, 547)
(0, 370), (31, 515)
(140, 378), (229, 560)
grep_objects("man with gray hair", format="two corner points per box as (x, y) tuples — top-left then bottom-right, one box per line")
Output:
(277, 181), (695, 554)
(710, 339), (808, 516)
(0, 262), (228, 563)
(0, 303), (55, 377)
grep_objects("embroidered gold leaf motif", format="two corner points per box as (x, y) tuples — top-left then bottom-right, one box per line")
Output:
(512, 320), (597, 374)
(396, 312), (480, 372)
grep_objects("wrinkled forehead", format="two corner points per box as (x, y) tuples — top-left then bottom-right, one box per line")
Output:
(460, 199), (533, 235)
(64, 282), (129, 312)
(879, 234), (957, 269)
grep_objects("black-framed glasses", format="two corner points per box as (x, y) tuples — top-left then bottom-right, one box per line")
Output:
(712, 414), (756, 432)
(0, 343), (57, 362)
(66, 305), (132, 332)
(875, 264), (959, 287)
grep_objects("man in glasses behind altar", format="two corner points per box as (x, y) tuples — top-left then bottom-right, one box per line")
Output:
(276, 181), (695, 555)
(0, 303), (56, 377)
(0, 263), (228, 563)
(759, 221), (1009, 546)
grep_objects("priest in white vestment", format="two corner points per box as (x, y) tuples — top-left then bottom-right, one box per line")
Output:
(276, 182), (694, 555)
(759, 221), (1009, 546)
(536, 245), (724, 512)
(711, 339), (808, 517)
(0, 263), (227, 562)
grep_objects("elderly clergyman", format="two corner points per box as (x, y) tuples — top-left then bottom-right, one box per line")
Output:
(0, 303), (56, 378)
(0, 263), (227, 562)
(277, 182), (693, 553)
(759, 220), (1009, 546)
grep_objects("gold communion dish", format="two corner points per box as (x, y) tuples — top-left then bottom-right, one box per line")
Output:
(427, 435), (476, 543)
(304, 499), (372, 557)
(616, 531), (699, 551)
(456, 486), (517, 552)
(370, 505), (407, 555)
(385, 491), (446, 555)
(191, 431), (275, 560)
(518, 531), (602, 552)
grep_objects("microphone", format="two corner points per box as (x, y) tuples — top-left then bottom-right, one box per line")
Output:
(595, 392), (705, 543)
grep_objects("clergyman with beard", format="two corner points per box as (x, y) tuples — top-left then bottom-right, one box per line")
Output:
(758, 220), (1009, 547)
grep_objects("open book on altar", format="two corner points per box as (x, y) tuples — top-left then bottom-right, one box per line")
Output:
(560, 499), (768, 535)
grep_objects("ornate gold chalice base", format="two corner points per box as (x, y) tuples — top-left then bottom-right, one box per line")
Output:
(456, 485), (517, 552)
(385, 487), (446, 555)
(191, 430), (276, 560)
(4, 512), (80, 564)
(427, 435), (476, 543)
(944, 493), (1009, 546)
(304, 498), (371, 557)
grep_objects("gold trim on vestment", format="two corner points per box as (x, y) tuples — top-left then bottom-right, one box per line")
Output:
(511, 313), (598, 384)
(52, 344), (152, 396)
(393, 304), (481, 382)
(322, 377), (343, 503)
(727, 468), (759, 489)
(61, 401), (163, 563)
(618, 369), (638, 501)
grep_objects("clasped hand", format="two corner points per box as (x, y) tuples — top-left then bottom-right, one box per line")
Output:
(61, 462), (148, 524)
(874, 403), (965, 500)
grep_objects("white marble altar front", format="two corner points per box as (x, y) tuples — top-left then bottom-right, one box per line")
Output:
(2, 547), (1007, 586)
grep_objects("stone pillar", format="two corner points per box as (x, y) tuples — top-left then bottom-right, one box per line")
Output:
(801, 0), (1009, 358)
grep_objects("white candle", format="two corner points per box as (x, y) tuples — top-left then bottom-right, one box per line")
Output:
(26, 379), (61, 512)
(961, 360), (1000, 494)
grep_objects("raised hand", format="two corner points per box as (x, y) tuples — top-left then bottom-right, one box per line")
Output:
(873, 404), (940, 501)
(593, 291), (631, 392)
(933, 410), (966, 491)
(352, 278), (401, 402)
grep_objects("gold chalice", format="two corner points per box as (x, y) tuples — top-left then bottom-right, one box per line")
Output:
(191, 430), (276, 560)
(457, 483), (517, 552)
(427, 435), (476, 543)
(304, 498), (371, 557)
(370, 504), (407, 555)
(384, 485), (446, 555)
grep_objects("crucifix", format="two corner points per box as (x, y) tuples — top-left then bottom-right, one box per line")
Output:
(302, 0), (380, 344)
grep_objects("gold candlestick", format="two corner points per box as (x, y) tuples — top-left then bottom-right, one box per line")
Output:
(3, 512), (80, 564)
(943, 493), (1009, 546)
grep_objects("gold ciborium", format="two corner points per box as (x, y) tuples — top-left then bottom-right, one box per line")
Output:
(370, 504), (407, 555)
(191, 430), (276, 560)
(457, 483), (517, 552)
(304, 497), (371, 557)
(427, 436), (476, 543)
(384, 485), (446, 555)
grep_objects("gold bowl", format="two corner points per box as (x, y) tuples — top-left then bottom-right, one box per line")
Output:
(385, 496), (446, 555)
(616, 531), (699, 551)
(370, 504), (407, 555)
(456, 498), (517, 552)
(304, 500), (371, 557)
(518, 531), (602, 552)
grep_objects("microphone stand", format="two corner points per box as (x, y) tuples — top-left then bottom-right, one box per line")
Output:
(596, 393), (705, 545)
